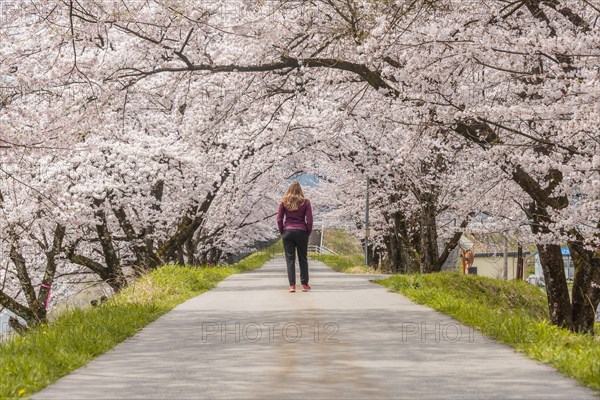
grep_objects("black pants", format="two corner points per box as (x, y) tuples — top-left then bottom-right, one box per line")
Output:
(282, 229), (309, 286)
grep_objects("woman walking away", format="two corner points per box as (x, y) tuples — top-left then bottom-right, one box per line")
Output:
(277, 181), (313, 293)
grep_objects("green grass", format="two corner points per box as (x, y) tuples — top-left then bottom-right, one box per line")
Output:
(376, 272), (600, 391)
(321, 228), (364, 257)
(311, 253), (380, 274)
(311, 229), (377, 274)
(0, 252), (270, 399)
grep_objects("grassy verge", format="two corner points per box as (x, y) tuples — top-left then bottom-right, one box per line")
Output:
(376, 272), (600, 391)
(311, 253), (380, 274)
(313, 229), (378, 274)
(0, 252), (270, 399)
(321, 228), (364, 256)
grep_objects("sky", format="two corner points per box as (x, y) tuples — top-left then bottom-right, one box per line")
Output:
(289, 173), (319, 188)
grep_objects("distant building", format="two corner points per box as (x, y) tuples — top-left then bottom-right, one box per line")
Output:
(472, 250), (530, 280)
(457, 233), (530, 280)
(457, 233), (576, 282)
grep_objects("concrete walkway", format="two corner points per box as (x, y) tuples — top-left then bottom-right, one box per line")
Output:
(33, 257), (597, 399)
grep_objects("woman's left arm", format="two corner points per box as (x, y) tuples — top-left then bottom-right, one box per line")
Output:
(277, 203), (285, 234)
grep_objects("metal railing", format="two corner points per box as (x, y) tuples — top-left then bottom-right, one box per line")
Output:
(308, 245), (339, 255)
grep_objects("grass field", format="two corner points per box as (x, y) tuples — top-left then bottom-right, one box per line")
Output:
(311, 228), (380, 274)
(0, 252), (271, 399)
(309, 253), (380, 274)
(321, 228), (365, 257)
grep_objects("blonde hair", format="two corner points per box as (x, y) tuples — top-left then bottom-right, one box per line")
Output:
(281, 181), (306, 211)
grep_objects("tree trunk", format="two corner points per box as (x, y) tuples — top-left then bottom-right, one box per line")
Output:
(9, 243), (38, 313)
(176, 246), (185, 266)
(569, 241), (600, 334)
(35, 224), (66, 323)
(185, 237), (196, 266)
(214, 249), (223, 265)
(112, 206), (162, 268)
(516, 244), (524, 280)
(0, 290), (37, 327)
(207, 247), (219, 266)
(367, 242), (379, 268)
(419, 193), (439, 274)
(1, 224), (65, 328)
(198, 251), (207, 266)
(381, 234), (398, 273)
(537, 243), (573, 330)
(94, 202), (128, 292)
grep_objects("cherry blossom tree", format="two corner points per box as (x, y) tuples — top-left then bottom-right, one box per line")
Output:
(1, 0), (598, 333)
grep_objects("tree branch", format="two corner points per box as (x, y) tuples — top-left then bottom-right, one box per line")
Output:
(113, 56), (401, 97)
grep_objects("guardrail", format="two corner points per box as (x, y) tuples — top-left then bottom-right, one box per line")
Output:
(308, 245), (339, 255)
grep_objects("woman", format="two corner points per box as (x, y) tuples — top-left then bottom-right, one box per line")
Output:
(277, 181), (313, 292)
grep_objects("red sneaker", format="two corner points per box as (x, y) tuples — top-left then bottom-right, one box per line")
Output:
(289, 285), (296, 293)
(301, 284), (311, 292)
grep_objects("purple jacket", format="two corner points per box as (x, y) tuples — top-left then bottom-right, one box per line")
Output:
(277, 200), (313, 235)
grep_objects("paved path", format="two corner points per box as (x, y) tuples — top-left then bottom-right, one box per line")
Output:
(34, 258), (597, 399)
